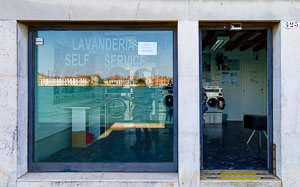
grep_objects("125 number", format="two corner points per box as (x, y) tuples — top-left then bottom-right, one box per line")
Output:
(284, 21), (300, 29)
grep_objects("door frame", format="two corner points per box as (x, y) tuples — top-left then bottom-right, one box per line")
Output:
(199, 25), (273, 173)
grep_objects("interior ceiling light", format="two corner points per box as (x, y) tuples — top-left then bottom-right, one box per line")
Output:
(230, 23), (243, 31)
(210, 36), (230, 51)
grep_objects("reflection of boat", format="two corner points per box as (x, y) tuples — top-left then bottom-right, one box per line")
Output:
(101, 84), (140, 87)
(123, 84), (138, 87)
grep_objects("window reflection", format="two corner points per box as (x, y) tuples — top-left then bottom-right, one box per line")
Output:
(34, 30), (174, 163)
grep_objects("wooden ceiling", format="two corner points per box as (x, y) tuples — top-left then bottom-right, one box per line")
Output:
(202, 30), (267, 52)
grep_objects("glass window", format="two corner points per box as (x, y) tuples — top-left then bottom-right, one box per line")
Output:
(30, 28), (177, 171)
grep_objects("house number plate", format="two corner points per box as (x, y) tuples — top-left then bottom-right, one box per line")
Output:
(284, 21), (300, 29)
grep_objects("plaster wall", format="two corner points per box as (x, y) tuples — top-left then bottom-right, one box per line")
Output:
(280, 20), (300, 187)
(0, 0), (299, 21)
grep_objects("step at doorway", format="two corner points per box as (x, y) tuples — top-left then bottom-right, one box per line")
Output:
(201, 170), (281, 187)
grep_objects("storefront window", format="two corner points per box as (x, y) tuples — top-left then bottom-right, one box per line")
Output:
(30, 28), (177, 171)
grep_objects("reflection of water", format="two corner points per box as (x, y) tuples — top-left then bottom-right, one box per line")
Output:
(36, 86), (173, 125)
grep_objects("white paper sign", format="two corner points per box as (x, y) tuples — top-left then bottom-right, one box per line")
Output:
(284, 21), (300, 29)
(221, 71), (240, 86)
(35, 38), (44, 45)
(138, 42), (157, 55)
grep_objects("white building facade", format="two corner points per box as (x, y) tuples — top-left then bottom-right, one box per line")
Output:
(0, 0), (300, 187)
(39, 77), (90, 86)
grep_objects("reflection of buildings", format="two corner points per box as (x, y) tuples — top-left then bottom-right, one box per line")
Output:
(38, 73), (173, 87)
(103, 75), (173, 87)
(103, 75), (130, 86)
(38, 74), (101, 86)
(146, 76), (173, 87)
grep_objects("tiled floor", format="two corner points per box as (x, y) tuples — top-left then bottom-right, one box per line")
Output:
(203, 121), (267, 170)
(43, 121), (267, 170)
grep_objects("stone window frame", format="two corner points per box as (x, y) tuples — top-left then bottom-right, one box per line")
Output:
(27, 25), (179, 172)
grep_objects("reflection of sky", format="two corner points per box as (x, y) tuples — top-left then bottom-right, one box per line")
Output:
(37, 30), (174, 78)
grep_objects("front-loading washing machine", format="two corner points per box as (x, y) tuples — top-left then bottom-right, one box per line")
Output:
(203, 86), (225, 124)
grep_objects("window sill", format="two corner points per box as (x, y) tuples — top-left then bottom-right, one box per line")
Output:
(17, 172), (178, 183)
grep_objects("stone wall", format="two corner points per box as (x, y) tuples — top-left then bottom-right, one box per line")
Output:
(0, 20), (18, 187)
(280, 22), (300, 187)
(0, 0), (300, 21)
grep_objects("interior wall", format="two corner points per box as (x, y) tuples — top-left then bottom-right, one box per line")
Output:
(203, 46), (267, 120)
(34, 128), (71, 161)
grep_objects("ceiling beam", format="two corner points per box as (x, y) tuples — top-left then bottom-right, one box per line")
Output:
(202, 31), (215, 50)
(253, 44), (267, 52)
(253, 45), (266, 52)
(225, 31), (257, 51)
(239, 32), (267, 51)
(227, 32), (241, 42)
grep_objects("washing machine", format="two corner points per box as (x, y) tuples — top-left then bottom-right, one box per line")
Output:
(160, 86), (173, 123)
(203, 86), (225, 124)
(103, 87), (133, 123)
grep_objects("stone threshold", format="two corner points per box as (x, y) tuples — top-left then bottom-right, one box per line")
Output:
(201, 170), (281, 187)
